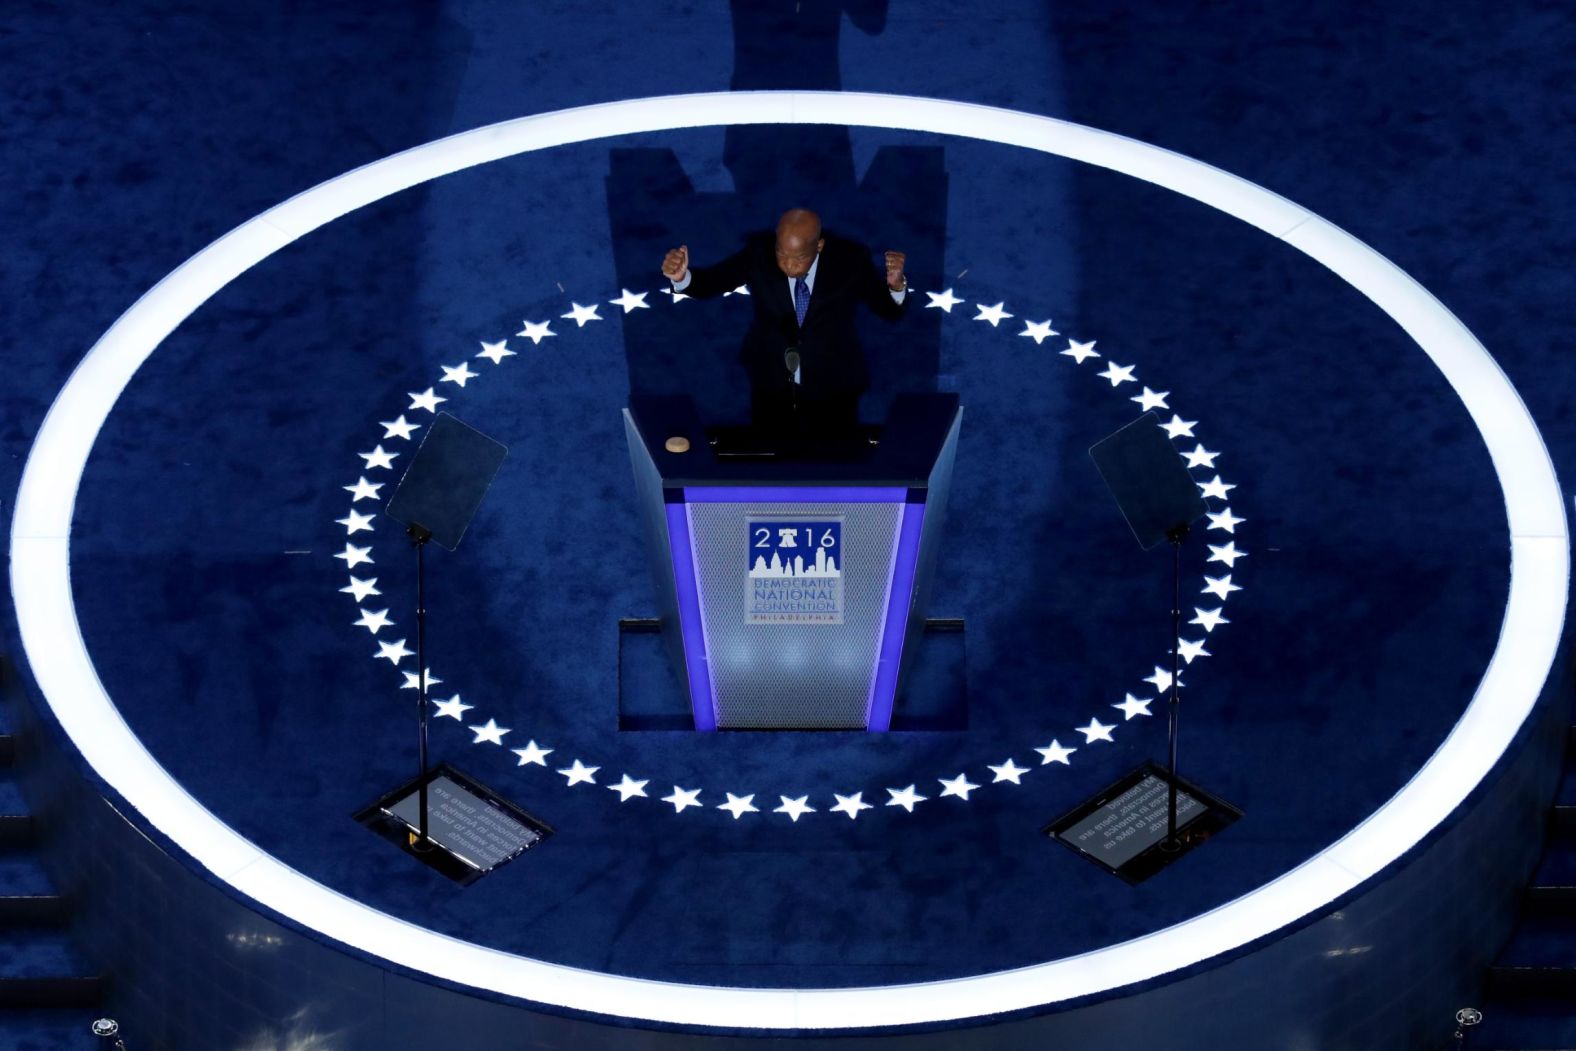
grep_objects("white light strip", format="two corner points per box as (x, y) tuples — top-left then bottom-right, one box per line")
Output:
(9, 92), (1566, 1029)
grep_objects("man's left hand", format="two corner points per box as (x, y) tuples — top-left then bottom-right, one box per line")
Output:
(884, 250), (907, 291)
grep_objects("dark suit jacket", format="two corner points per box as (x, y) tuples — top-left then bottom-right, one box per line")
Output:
(684, 232), (904, 408)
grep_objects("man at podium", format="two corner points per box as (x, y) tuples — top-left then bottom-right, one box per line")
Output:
(661, 209), (908, 432)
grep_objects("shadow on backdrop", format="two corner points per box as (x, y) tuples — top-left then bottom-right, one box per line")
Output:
(0, 3), (471, 531)
(607, 0), (947, 425)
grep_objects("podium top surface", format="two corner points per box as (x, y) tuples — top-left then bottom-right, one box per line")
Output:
(626, 393), (961, 488)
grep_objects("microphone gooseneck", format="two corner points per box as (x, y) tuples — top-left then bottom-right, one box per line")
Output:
(783, 347), (801, 417)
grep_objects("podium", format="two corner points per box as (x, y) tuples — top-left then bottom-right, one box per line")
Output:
(624, 394), (962, 730)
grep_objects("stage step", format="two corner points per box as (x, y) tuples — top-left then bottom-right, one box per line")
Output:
(0, 760), (107, 1019)
(0, 930), (105, 1008)
(1518, 831), (1576, 918)
(0, 766), (66, 924)
(1472, 997), (1576, 1051)
(0, 772), (36, 857)
(1474, 727), (1576, 1049)
(0, 850), (66, 927)
(1491, 913), (1576, 972)
(0, 1008), (107, 1048)
(0, 774), (36, 848)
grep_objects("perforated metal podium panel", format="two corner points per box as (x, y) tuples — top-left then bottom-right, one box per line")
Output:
(687, 500), (903, 729)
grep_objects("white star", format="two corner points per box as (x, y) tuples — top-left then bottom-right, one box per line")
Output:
(432, 694), (471, 721)
(662, 785), (703, 813)
(924, 288), (965, 313)
(476, 340), (515, 365)
(375, 638), (413, 665)
(608, 775), (650, 802)
(517, 320), (556, 344)
(512, 741), (552, 766)
(1191, 607), (1230, 632)
(1097, 362), (1136, 387)
(1203, 574), (1242, 599)
(774, 795), (816, 822)
(343, 476), (383, 502)
(335, 543), (372, 569)
(557, 759), (599, 786)
(441, 362), (478, 388)
(717, 793), (759, 820)
(937, 773), (979, 800)
(1144, 666), (1176, 692)
(560, 302), (602, 327)
(408, 388), (447, 413)
(1207, 541), (1246, 568)
(1207, 507), (1245, 533)
(380, 415), (421, 440)
(1077, 717), (1115, 744)
(336, 509), (374, 535)
(724, 284), (751, 296)
(358, 445), (397, 470)
(1184, 444), (1219, 469)
(661, 288), (690, 304)
(1198, 475), (1237, 500)
(988, 758), (1029, 784)
(1130, 387), (1170, 412)
(340, 576), (380, 602)
(884, 785), (928, 812)
(352, 608), (392, 634)
(1114, 694), (1153, 720)
(1161, 415), (1197, 439)
(1178, 637), (1212, 663)
(470, 719), (509, 745)
(1019, 319), (1058, 345)
(400, 668), (442, 690)
(830, 792), (873, 819)
(1061, 339), (1100, 364)
(1035, 740), (1077, 765)
(973, 301), (1013, 327)
(609, 288), (650, 313)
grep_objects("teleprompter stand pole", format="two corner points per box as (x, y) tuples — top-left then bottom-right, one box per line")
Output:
(1087, 412), (1206, 854)
(369, 413), (507, 870)
(410, 522), (433, 852)
(1072, 411), (1236, 881)
(1162, 523), (1187, 852)
(1051, 414), (1245, 884)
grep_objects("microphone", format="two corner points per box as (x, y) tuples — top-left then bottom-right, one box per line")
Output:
(783, 346), (801, 417)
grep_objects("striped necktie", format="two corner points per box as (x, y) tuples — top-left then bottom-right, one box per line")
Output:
(794, 277), (809, 328)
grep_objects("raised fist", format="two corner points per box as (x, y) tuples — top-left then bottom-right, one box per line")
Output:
(884, 250), (906, 291)
(662, 245), (689, 283)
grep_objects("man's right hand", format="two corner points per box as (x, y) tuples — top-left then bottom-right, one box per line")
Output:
(661, 245), (689, 283)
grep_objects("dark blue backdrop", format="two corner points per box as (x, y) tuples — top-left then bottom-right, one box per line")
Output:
(2, 0), (1570, 998)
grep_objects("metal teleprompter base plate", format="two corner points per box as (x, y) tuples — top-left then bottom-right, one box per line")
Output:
(357, 763), (551, 886)
(1044, 762), (1241, 885)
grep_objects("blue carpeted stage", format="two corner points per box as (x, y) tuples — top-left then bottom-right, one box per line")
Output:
(3, 3), (1574, 1049)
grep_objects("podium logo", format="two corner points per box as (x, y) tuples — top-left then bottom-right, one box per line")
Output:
(747, 519), (843, 624)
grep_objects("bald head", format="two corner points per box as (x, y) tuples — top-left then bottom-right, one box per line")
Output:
(774, 208), (824, 279)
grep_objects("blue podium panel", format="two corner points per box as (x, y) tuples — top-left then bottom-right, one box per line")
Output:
(682, 492), (913, 729)
(625, 395), (961, 731)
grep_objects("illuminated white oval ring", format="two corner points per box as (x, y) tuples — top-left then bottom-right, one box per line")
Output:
(10, 91), (1567, 1030)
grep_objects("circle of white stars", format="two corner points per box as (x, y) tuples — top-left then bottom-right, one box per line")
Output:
(331, 284), (1248, 824)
